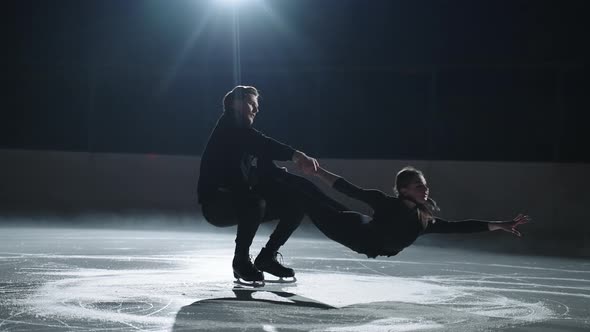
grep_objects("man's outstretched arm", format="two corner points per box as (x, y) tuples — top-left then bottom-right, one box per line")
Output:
(237, 127), (318, 173)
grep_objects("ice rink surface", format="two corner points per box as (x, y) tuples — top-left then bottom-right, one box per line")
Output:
(1, 226), (589, 331)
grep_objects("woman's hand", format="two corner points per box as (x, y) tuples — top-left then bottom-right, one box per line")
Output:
(488, 213), (531, 237)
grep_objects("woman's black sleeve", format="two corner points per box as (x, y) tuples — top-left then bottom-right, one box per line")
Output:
(424, 218), (490, 234)
(332, 178), (388, 210)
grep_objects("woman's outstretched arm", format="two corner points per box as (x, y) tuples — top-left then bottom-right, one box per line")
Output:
(313, 167), (388, 210)
(425, 213), (531, 237)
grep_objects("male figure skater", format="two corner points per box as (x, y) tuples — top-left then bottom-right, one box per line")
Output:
(197, 85), (317, 284)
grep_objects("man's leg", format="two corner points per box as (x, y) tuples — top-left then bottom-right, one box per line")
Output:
(232, 193), (266, 258)
(202, 190), (267, 281)
(263, 199), (305, 253)
(253, 203), (304, 278)
(252, 174), (306, 278)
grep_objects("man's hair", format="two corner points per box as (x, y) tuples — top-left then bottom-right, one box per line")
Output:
(222, 85), (259, 113)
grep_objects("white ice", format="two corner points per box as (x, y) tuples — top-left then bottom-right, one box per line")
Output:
(1, 227), (589, 331)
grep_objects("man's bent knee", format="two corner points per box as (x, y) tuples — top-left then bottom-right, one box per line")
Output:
(202, 203), (237, 227)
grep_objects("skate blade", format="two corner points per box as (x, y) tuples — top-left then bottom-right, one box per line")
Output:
(234, 278), (265, 288)
(264, 276), (297, 284)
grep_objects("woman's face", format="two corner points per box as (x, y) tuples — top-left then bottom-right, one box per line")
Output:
(400, 175), (429, 204)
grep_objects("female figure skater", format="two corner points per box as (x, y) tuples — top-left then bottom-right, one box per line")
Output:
(281, 165), (530, 258)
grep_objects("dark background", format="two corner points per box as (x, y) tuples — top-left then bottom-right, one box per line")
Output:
(4, 0), (589, 162)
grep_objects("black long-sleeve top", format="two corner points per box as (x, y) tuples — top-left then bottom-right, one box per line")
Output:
(197, 113), (296, 203)
(333, 178), (490, 255)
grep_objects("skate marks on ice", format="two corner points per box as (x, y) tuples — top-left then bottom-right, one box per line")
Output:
(302, 254), (590, 331)
(0, 252), (570, 332)
(172, 270), (577, 332)
(1, 253), (587, 332)
(0, 251), (236, 331)
(1, 229), (589, 331)
(172, 297), (489, 332)
(171, 286), (468, 332)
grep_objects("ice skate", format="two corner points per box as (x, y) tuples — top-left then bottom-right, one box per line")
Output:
(233, 255), (265, 287)
(254, 248), (297, 284)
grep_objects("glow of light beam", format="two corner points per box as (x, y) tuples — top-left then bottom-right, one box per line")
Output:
(217, 0), (247, 7)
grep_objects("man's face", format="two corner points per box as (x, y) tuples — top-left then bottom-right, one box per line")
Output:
(233, 94), (259, 126)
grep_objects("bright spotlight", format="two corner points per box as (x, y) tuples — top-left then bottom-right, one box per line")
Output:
(217, 0), (246, 6)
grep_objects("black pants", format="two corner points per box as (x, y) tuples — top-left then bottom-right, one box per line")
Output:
(270, 173), (382, 258)
(202, 173), (305, 256)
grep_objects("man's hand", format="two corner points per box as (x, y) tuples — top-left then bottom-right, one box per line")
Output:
(488, 213), (531, 237)
(292, 150), (319, 175)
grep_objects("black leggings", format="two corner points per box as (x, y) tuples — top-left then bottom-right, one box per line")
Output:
(202, 176), (305, 256)
(272, 173), (381, 258)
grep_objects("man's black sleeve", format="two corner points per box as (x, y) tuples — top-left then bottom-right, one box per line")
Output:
(423, 218), (490, 234)
(332, 178), (387, 210)
(237, 127), (296, 161)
